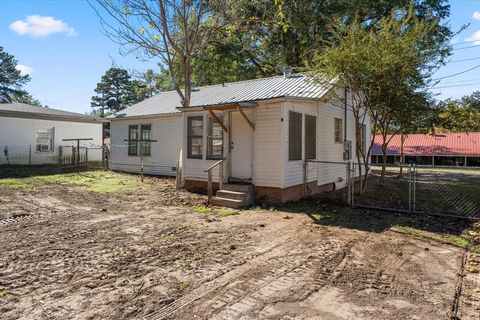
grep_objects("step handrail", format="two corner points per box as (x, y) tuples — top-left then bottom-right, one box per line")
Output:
(204, 159), (225, 202)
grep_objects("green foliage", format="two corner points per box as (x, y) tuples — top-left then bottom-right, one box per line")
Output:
(0, 46), (42, 106)
(0, 289), (8, 298)
(90, 67), (139, 115)
(0, 178), (29, 189)
(436, 91), (480, 132)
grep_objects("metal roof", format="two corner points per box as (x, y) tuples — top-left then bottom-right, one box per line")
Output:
(372, 132), (480, 156)
(110, 73), (332, 119)
(0, 102), (103, 122)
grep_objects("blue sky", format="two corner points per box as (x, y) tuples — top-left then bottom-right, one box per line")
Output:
(0, 0), (479, 114)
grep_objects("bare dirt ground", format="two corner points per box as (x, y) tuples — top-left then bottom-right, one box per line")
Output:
(0, 171), (479, 320)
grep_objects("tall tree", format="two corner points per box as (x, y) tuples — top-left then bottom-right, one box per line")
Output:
(436, 91), (480, 132)
(91, 0), (226, 107)
(311, 4), (451, 192)
(0, 46), (30, 103)
(91, 67), (138, 116)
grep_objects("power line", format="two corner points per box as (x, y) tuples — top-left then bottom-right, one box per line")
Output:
(447, 57), (480, 63)
(451, 44), (480, 51)
(430, 83), (480, 89)
(451, 40), (480, 46)
(437, 78), (480, 84)
(432, 64), (480, 80)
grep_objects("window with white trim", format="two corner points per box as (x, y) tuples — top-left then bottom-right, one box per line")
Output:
(128, 125), (138, 156)
(334, 118), (343, 143)
(187, 116), (203, 159)
(207, 116), (223, 160)
(36, 128), (54, 152)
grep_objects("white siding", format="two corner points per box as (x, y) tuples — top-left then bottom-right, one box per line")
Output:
(183, 111), (228, 181)
(282, 97), (371, 189)
(282, 100), (317, 188)
(0, 116), (103, 165)
(253, 102), (282, 187)
(110, 115), (181, 176)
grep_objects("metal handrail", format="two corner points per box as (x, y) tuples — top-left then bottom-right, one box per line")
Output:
(204, 159), (225, 202)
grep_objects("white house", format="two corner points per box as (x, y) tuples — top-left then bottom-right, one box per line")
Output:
(110, 73), (370, 206)
(0, 103), (105, 165)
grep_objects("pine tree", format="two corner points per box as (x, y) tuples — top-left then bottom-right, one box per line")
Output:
(0, 46), (30, 103)
(91, 67), (138, 116)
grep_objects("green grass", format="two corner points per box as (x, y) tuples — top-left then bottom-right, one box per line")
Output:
(192, 205), (210, 214)
(0, 171), (139, 193)
(396, 226), (472, 250)
(217, 209), (239, 217)
(0, 178), (29, 189)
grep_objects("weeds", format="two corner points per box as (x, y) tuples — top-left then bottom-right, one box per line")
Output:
(217, 209), (238, 217)
(192, 205), (210, 214)
(0, 289), (8, 297)
(0, 178), (28, 189)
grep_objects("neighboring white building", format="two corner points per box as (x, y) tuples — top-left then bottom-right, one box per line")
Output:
(109, 73), (370, 205)
(0, 103), (105, 165)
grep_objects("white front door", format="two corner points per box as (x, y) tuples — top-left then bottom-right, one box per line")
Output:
(230, 110), (253, 181)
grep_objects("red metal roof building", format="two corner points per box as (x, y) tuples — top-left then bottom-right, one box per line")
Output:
(371, 132), (480, 167)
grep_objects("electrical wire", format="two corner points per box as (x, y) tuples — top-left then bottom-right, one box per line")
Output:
(430, 83), (480, 89)
(450, 44), (480, 51)
(447, 57), (480, 63)
(432, 64), (480, 80)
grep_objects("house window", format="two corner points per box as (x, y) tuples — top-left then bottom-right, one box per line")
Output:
(360, 124), (367, 154)
(207, 117), (223, 159)
(334, 118), (343, 143)
(140, 124), (151, 156)
(289, 111), (302, 161)
(36, 128), (54, 152)
(128, 125), (138, 156)
(305, 115), (316, 160)
(188, 116), (203, 159)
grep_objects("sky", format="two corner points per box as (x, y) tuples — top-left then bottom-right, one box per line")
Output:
(0, 0), (479, 114)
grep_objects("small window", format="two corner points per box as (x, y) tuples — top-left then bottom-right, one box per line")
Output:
(128, 125), (138, 156)
(289, 111), (302, 161)
(188, 116), (203, 159)
(141, 124), (152, 156)
(305, 115), (316, 160)
(36, 128), (54, 152)
(207, 117), (223, 159)
(334, 118), (343, 143)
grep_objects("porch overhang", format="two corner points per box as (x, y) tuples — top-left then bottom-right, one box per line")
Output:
(204, 102), (257, 132)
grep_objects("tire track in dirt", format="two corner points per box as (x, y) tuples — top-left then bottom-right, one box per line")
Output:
(147, 234), (358, 320)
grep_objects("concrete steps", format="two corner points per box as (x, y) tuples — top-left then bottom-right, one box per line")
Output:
(211, 184), (254, 208)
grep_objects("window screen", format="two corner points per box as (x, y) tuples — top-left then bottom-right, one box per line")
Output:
(188, 116), (203, 159)
(305, 115), (316, 160)
(207, 117), (223, 159)
(289, 111), (302, 161)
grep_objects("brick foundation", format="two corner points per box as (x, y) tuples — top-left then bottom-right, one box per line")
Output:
(184, 179), (220, 195)
(185, 179), (335, 204)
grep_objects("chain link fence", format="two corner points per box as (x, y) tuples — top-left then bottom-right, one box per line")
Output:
(304, 161), (480, 220)
(0, 144), (107, 170)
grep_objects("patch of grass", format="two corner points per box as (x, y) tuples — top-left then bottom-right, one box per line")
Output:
(0, 178), (28, 189)
(253, 206), (263, 212)
(32, 172), (138, 193)
(0, 289), (8, 297)
(471, 246), (480, 254)
(217, 209), (238, 217)
(166, 234), (176, 242)
(192, 205), (210, 214)
(397, 226), (471, 249)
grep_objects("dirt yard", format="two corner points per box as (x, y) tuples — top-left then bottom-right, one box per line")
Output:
(0, 169), (479, 320)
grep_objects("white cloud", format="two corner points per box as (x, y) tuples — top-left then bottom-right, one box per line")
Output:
(9, 15), (77, 38)
(16, 64), (34, 75)
(473, 11), (480, 21)
(465, 30), (480, 45)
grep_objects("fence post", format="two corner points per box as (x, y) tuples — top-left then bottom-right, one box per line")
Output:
(29, 145), (32, 165)
(412, 164), (416, 212)
(85, 148), (89, 169)
(408, 164), (412, 213)
(347, 161), (351, 206)
(219, 161), (224, 190)
(351, 163), (355, 207)
(303, 160), (307, 198)
(207, 170), (213, 201)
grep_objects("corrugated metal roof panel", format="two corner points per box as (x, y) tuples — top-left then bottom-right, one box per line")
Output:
(110, 73), (332, 119)
(372, 133), (480, 156)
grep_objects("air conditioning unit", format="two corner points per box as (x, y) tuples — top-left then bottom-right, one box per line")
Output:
(343, 140), (352, 160)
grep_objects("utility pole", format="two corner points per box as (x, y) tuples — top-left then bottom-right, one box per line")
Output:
(124, 138), (157, 182)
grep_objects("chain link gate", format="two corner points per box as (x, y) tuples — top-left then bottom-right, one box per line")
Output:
(304, 161), (480, 220)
